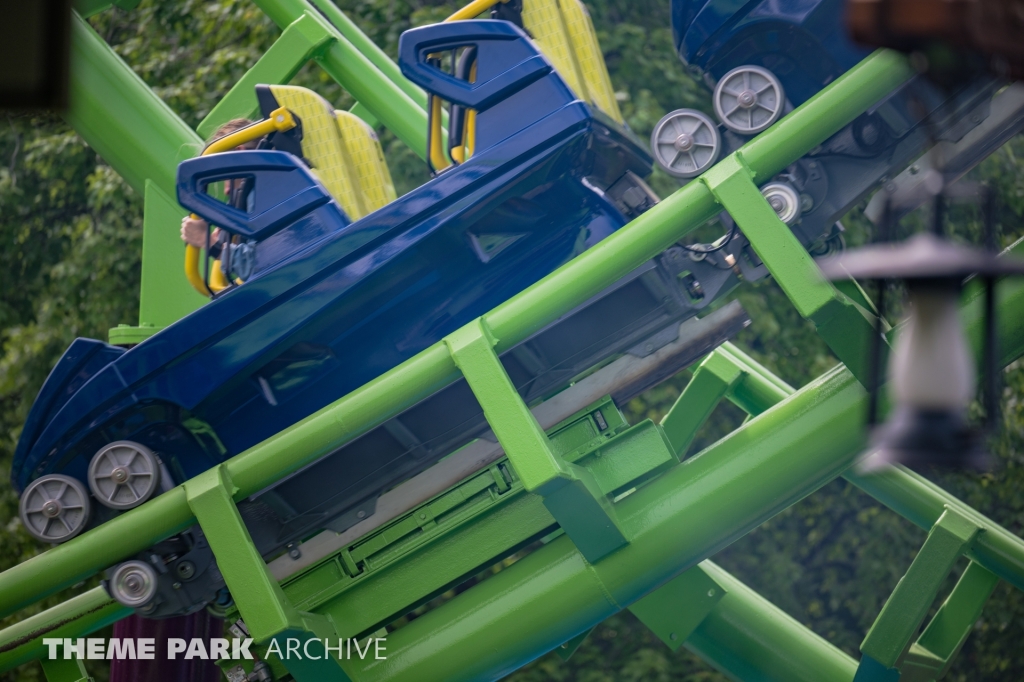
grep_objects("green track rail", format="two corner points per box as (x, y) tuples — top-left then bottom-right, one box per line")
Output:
(2, 3), (1024, 682)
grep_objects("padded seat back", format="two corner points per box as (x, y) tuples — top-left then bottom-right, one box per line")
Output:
(522, 0), (623, 123)
(258, 84), (369, 219)
(335, 110), (397, 214)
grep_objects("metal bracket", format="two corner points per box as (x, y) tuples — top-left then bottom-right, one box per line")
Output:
(629, 563), (727, 650)
(701, 153), (879, 384)
(445, 318), (628, 562)
(660, 342), (794, 455)
(660, 351), (746, 456)
(555, 627), (594, 661)
(198, 11), (337, 139)
(858, 506), (986, 676)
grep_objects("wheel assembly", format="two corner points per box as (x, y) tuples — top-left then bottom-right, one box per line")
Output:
(650, 108), (721, 178)
(760, 181), (802, 225)
(713, 65), (785, 135)
(88, 441), (161, 511)
(108, 560), (159, 609)
(18, 474), (91, 543)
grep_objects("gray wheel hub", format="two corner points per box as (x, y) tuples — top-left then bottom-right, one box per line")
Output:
(713, 65), (785, 135)
(650, 109), (721, 179)
(19, 474), (91, 543)
(88, 441), (161, 511)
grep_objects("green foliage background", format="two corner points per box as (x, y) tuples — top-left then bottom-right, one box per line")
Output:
(1, 1), (1023, 680)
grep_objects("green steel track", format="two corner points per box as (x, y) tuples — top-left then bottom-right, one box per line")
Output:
(2, 2), (1024, 681)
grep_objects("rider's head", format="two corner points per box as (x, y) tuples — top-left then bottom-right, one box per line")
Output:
(210, 118), (262, 149)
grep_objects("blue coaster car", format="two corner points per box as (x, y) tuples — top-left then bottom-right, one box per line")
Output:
(672, 0), (869, 107)
(13, 19), (672, 556)
(654, 0), (1015, 291)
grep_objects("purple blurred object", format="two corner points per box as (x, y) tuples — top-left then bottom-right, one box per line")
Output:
(110, 612), (223, 682)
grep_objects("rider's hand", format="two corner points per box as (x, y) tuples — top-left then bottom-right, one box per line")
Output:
(181, 216), (221, 249)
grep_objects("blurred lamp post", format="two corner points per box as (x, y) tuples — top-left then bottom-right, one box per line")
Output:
(822, 190), (1024, 470)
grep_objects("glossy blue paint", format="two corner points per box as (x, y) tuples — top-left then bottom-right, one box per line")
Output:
(11, 21), (651, 503)
(671, 0), (869, 105)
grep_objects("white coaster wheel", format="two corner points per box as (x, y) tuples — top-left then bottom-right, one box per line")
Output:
(88, 440), (161, 510)
(650, 109), (721, 179)
(761, 181), (801, 225)
(713, 65), (785, 135)
(19, 474), (91, 543)
(109, 560), (159, 608)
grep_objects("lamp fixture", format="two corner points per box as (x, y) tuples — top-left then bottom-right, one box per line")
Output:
(822, 186), (1024, 471)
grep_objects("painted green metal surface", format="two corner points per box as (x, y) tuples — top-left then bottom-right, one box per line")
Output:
(349, 363), (868, 681)
(902, 561), (999, 681)
(67, 15), (208, 334)
(688, 561), (859, 682)
(252, 0), (429, 157)
(280, 398), (656, 640)
(860, 508), (981, 668)
(40, 656), (91, 682)
(445, 319), (568, 492)
(185, 466), (353, 680)
(443, 318), (630, 561)
(305, 0), (429, 109)
(701, 154), (877, 383)
(0, 588), (128, 672)
(198, 13), (336, 139)
(629, 563), (726, 650)
(5, 45), (1016, 682)
(67, 14), (200, 202)
(661, 349), (745, 455)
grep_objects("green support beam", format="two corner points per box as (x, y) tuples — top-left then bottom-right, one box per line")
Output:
(688, 561), (859, 682)
(198, 12), (337, 139)
(860, 507), (982, 669)
(660, 350), (745, 455)
(901, 561), (999, 681)
(67, 13), (208, 337)
(445, 319), (628, 562)
(305, 0), (429, 109)
(349, 362), (869, 681)
(184, 466), (352, 681)
(253, 0), (430, 157)
(40, 657), (91, 682)
(701, 155), (877, 383)
(0, 588), (127, 673)
(67, 13), (201, 202)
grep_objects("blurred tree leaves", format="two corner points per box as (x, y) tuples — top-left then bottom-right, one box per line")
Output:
(0, 1), (1023, 681)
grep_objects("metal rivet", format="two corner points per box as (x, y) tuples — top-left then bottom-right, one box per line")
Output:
(669, 632), (677, 641)
(708, 588), (715, 597)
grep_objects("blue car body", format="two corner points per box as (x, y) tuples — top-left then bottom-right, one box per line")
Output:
(672, 0), (869, 105)
(12, 20), (650, 495)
